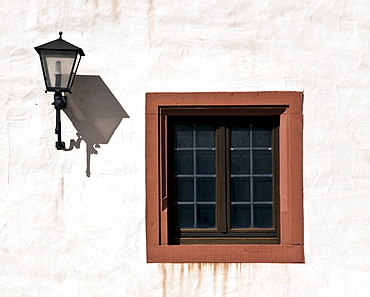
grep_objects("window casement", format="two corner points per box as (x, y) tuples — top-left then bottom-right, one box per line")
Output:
(146, 92), (304, 263)
(168, 116), (279, 244)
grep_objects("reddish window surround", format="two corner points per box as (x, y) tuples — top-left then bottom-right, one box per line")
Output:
(146, 92), (304, 263)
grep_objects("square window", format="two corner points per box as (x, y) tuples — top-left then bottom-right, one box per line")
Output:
(168, 117), (279, 244)
(146, 92), (304, 263)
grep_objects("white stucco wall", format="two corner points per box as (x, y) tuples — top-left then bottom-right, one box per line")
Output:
(1, 0), (370, 296)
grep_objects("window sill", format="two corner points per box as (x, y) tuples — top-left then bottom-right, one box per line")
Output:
(147, 244), (304, 263)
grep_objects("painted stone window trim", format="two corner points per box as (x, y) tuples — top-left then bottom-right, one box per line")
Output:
(146, 92), (304, 263)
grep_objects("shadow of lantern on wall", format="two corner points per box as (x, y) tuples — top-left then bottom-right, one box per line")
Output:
(34, 31), (85, 150)
(64, 75), (129, 177)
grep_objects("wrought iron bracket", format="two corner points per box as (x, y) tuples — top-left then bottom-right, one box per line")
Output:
(52, 92), (67, 150)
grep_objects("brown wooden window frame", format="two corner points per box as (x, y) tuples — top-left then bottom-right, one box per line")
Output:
(167, 116), (280, 244)
(146, 92), (304, 263)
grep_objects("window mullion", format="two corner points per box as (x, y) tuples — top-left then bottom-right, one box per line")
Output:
(225, 124), (231, 233)
(217, 124), (227, 233)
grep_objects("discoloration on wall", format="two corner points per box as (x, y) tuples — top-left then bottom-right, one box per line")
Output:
(54, 176), (65, 218)
(161, 264), (167, 297)
(159, 263), (249, 296)
(110, 0), (119, 20)
(147, 0), (155, 44)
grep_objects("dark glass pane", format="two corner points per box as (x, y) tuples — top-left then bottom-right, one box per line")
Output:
(197, 205), (215, 228)
(231, 177), (251, 202)
(176, 177), (194, 202)
(253, 177), (272, 202)
(231, 150), (250, 174)
(231, 205), (251, 228)
(196, 150), (215, 174)
(41, 51), (77, 89)
(253, 150), (272, 174)
(253, 205), (273, 228)
(174, 125), (193, 148)
(177, 205), (194, 228)
(252, 123), (272, 147)
(231, 126), (250, 148)
(197, 177), (216, 202)
(196, 125), (215, 147)
(175, 150), (193, 174)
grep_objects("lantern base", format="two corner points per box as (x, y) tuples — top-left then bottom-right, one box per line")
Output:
(56, 141), (65, 150)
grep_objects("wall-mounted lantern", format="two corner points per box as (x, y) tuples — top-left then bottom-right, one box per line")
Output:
(35, 32), (85, 150)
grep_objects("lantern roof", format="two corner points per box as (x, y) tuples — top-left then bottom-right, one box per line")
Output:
(34, 32), (85, 56)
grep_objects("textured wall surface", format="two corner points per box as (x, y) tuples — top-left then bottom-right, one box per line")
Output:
(1, 0), (370, 296)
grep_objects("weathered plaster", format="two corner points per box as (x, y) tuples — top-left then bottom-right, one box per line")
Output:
(1, 0), (370, 296)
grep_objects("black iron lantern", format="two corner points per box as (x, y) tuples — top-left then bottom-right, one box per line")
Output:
(35, 31), (85, 93)
(35, 32), (85, 150)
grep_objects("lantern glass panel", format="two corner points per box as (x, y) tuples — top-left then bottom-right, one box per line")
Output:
(40, 50), (78, 90)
